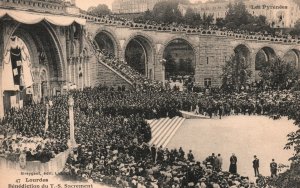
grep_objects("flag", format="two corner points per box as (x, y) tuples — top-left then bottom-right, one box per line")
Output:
(2, 49), (18, 91)
(20, 40), (33, 88)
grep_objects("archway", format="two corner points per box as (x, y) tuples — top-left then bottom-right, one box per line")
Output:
(2, 22), (64, 111)
(255, 47), (276, 81)
(283, 49), (300, 69)
(163, 39), (196, 89)
(234, 44), (251, 66)
(94, 31), (117, 57)
(124, 36), (153, 76)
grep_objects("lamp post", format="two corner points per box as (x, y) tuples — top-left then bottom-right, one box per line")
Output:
(68, 95), (76, 148)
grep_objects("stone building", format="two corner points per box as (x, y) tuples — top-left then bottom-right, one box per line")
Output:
(178, 0), (300, 28)
(112, 0), (164, 14)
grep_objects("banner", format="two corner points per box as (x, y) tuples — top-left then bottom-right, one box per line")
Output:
(2, 36), (34, 91)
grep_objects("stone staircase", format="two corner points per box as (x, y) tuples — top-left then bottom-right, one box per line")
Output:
(84, 35), (134, 85)
(148, 116), (185, 148)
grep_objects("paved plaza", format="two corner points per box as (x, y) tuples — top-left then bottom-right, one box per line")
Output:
(167, 115), (297, 178)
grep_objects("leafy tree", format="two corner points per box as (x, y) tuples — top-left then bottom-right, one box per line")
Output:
(152, 1), (183, 24)
(184, 8), (202, 27)
(290, 19), (300, 36)
(216, 18), (225, 28)
(259, 57), (299, 89)
(184, 8), (195, 25)
(87, 4), (111, 17)
(225, 0), (253, 29)
(221, 54), (252, 92)
(202, 13), (214, 28)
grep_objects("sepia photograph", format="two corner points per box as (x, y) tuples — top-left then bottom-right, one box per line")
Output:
(0, 0), (300, 187)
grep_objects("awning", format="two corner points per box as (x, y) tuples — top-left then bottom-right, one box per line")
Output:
(0, 9), (86, 26)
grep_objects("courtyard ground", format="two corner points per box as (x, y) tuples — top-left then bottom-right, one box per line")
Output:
(167, 115), (297, 178)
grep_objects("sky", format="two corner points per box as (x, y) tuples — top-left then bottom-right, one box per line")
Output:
(75, 0), (208, 11)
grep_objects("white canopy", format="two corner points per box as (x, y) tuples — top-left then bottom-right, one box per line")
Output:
(0, 9), (86, 26)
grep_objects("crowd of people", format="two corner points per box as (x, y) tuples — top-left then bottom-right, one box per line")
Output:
(87, 33), (164, 91)
(0, 81), (298, 186)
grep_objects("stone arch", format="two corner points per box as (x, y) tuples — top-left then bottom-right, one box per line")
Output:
(122, 32), (156, 58)
(254, 46), (277, 81)
(157, 35), (199, 60)
(40, 21), (66, 81)
(157, 35), (199, 80)
(4, 21), (66, 95)
(233, 44), (252, 66)
(123, 32), (156, 78)
(93, 28), (121, 58)
(283, 48), (300, 69)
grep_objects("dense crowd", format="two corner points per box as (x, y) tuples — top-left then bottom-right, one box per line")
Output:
(0, 80), (299, 187)
(86, 34), (163, 90)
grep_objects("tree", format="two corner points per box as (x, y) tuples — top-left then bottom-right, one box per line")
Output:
(202, 13), (214, 28)
(259, 57), (299, 89)
(224, 0), (253, 29)
(152, 1), (183, 24)
(216, 18), (225, 28)
(184, 8), (202, 27)
(87, 4), (111, 17)
(221, 54), (252, 92)
(290, 19), (300, 36)
(184, 8), (195, 25)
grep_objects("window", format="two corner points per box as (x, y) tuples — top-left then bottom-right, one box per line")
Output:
(204, 78), (212, 87)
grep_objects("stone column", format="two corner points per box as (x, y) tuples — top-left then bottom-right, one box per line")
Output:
(80, 57), (83, 90)
(73, 57), (76, 85)
(0, 25), (4, 117)
(68, 95), (76, 148)
(87, 61), (90, 87)
(68, 58), (72, 87)
(84, 58), (87, 87)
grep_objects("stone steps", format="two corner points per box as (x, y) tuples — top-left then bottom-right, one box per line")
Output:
(148, 116), (185, 148)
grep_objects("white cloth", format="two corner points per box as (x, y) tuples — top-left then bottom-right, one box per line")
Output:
(0, 9), (86, 26)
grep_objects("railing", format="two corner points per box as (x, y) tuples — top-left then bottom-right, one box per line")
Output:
(84, 34), (134, 85)
(85, 34), (163, 88)
(79, 13), (300, 44)
(0, 0), (66, 14)
(0, 148), (71, 173)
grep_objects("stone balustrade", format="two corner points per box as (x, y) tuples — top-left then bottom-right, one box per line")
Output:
(0, 0), (66, 14)
(79, 13), (300, 45)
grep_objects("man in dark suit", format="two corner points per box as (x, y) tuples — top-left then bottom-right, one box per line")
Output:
(253, 155), (260, 177)
(229, 153), (237, 174)
(270, 159), (278, 178)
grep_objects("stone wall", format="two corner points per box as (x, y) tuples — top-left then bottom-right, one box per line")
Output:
(95, 60), (132, 89)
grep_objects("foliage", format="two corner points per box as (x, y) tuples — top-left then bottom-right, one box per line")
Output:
(184, 8), (202, 27)
(258, 57), (299, 89)
(134, 0), (213, 27)
(266, 165), (300, 188)
(224, 0), (272, 33)
(290, 19), (300, 36)
(151, 1), (183, 24)
(221, 54), (252, 92)
(87, 4), (111, 17)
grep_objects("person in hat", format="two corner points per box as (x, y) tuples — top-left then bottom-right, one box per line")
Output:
(270, 158), (278, 178)
(216, 153), (223, 171)
(252, 155), (259, 177)
(229, 153), (237, 174)
(187, 150), (194, 162)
